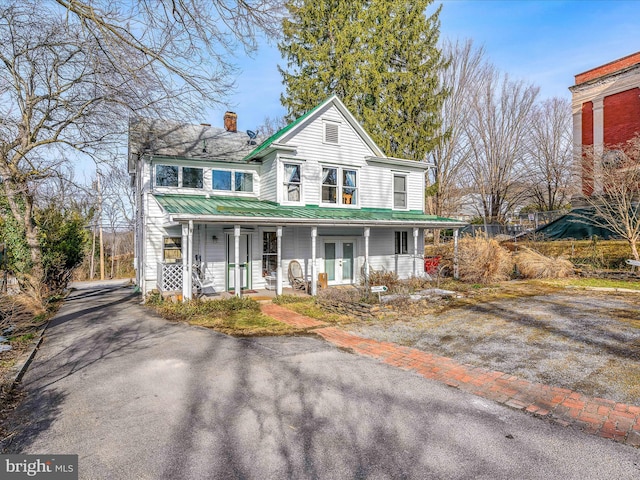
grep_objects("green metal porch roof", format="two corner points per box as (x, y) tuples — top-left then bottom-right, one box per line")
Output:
(154, 194), (465, 226)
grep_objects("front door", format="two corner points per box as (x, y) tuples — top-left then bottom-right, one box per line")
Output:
(227, 234), (251, 290)
(324, 239), (355, 285)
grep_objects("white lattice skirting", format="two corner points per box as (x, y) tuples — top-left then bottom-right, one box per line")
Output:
(158, 262), (183, 292)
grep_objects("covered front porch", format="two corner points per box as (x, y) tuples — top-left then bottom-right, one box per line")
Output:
(152, 195), (466, 301)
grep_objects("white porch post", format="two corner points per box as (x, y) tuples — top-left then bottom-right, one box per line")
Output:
(311, 226), (317, 295)
(185, 220), (194, 300)
(453, 228), (459, 280)
(364, 227), (370, 284)
(413, 227), (419, 277)
(181, 223), (189, 301)
(234, 225), (241, 297)
(276, 226), (283, 295)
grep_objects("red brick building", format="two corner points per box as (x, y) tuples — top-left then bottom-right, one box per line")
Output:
(570, 52), (640, 196)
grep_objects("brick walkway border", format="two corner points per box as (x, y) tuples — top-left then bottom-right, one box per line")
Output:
(260, 303), (640, 448)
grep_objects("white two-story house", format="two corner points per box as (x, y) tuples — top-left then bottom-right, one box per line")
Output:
(129, 96), (465, 299)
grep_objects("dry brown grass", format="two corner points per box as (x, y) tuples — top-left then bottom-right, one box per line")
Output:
(515, 247), (575, 279)
(456, 237), (514, 283)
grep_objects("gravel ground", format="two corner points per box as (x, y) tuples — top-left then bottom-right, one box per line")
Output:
(347, 291), (640, 405)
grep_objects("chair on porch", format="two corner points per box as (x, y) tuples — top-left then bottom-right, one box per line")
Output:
(288, 260), (309, 293)
(192, 265), (216, 298)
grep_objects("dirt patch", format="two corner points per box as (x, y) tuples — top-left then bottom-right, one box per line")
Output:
(347, 290), (640, 405)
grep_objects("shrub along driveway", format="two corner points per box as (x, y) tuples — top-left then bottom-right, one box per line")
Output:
(348, 290), (640, 406)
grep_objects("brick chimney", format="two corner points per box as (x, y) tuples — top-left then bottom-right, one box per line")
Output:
(224, 111), (237, 132)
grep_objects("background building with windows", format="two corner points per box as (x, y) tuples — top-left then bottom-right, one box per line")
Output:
(570, 51), (640, 197)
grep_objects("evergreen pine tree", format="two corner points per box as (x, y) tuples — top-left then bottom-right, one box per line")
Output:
(278, 0), (447, 161)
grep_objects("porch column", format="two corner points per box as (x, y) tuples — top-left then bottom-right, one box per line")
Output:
(181, 223), (189, 301)
(364, 227), (370, 285)
(276, 226), (283, 295)
(413, 227), (419, 277)
(311, 226), (317, 296)
(186, 220), (194, 300)
(234, 225), (241, 297)
(453, 228), (459, 280)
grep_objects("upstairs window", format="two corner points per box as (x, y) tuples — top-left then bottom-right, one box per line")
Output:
(156, 165), (178, 187)
(322, 167), (357, 205)
(322, 167), (338, 203)
(235, 172), (253, 192)
(393, 174), (407, 209)
(342, 169), (357, 205)
(212, 170), (232, 191)
(182, 167), (203, 189)
(212, 170), (253, 193)
(155, 165), (203, 189)
(284, 163), (301, 202)
(395, 231), (408, 255)
(324, 121), (339, 144)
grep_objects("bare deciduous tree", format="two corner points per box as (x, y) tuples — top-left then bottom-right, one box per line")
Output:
(0, 1), (279, 293)
(581, 136), (640, 260)
(524, 97), (575, 211)
(464, 68), (539, 223)
(429, 39), (488, 218)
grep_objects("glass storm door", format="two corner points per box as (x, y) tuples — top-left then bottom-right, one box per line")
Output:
(227, 234), (250, 290)
(324, 239), (355, 285)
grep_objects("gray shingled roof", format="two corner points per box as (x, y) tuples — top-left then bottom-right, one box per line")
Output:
(129, 118), (263, 163)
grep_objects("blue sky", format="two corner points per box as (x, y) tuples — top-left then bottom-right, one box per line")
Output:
(205, 0), (640, 133)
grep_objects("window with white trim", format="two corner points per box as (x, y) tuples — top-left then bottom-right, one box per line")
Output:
(321, 167), (358, 205)
(212, 169), (254, 193)
(156, 165), (178, 187)
(182, 167), (203, 188)
(393, 174), (407, 209)
(163, 236), (182, 261)
(235, 172), (253, 192)
(155, 165), (203, 189)
(262, 232), (277, 277)
(283, 163), (301, 202)
(394, 231), (408, 255)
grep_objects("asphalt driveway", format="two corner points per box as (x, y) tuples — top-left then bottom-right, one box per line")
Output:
(2, 282), (639, 479)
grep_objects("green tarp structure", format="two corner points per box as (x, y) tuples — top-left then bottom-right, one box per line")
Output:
(535, 208), (620, 240)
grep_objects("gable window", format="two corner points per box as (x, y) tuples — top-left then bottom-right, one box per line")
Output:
(156, 165), (178, 187)
(324, 121), (339, 144)
(182, 167), (203, 189)
(394, 231), (408, 255)
(393, 174), (407, 209)
(322, 167), (357, 205)
(235, 172), (253, 192)
(212, 170), (232, 191)
(262, 232), (277, 277)
(163, 236), (182, 261)
(284, 163), (301, 202)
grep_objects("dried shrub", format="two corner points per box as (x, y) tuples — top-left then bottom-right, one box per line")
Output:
(457, 236), (514, 284)
(317, 286), (376, 305)
(515, 247), (574, 279)
(366, 269), (401, 293)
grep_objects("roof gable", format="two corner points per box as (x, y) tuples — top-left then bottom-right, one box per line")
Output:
(244, 95), (385, 160)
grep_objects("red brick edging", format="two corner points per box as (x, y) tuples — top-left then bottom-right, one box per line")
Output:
(261, 303), (640, 447)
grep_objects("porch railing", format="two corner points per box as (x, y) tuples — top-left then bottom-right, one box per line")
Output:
(158, 262), (182, 292)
